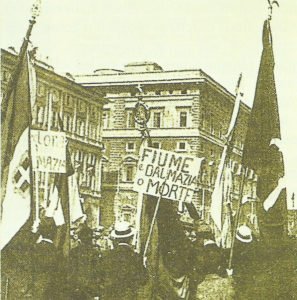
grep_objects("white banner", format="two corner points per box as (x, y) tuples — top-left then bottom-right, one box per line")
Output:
(133, 147), (204, 203)
(31, 130), (67, 173)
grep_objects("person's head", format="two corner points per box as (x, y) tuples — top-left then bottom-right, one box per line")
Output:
(38, 217), (56, 240)
(202, 239), (222, 274)
(236, 225), (253, 243)
(79, 224), (93, 245)
(110, 221), (135, 246)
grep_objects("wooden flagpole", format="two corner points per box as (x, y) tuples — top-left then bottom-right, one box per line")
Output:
(227, 167), (249, 274)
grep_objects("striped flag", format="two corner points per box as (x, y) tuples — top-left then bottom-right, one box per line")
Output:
(0, 42), (36, 250)
(210, 74), (243, 231)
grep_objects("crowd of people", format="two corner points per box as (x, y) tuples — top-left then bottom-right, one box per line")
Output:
(2, 215), (297, 299)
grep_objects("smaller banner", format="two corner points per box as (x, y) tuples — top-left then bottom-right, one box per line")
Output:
(31, 130), (67, 173)
(133, 147), (204, 203)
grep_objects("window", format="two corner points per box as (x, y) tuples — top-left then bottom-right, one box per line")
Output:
(89, 123), (97, 140)
(153, 112), (161, 128)
(66, 95), (72, 106)
(37, 106), (44, 124)
(76, 150), (84, 162)
(91, 106), (97, 118)
(77, 119), (85, 136)
(126, 165), (134, 182)
(179, 111), (187, 127)
(201, 111), (206, 129)
(37, 83), (45, 96)
(103, 110), (110, 129)
(51, 111), (59, 129)
(152, 142), (161, 149)
(200, 143), (204, 153)
(126, 142), (135, 152)
(64, 114), (72, 131)
(126, 110), (135, 128)
(79, 101), (86, 112)
(177, 142), (187, 151)
(210, 115), (215, 135)
(210, 149), (214, 157)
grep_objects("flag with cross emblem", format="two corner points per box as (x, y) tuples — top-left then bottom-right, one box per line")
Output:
(0, 42), (36, 250)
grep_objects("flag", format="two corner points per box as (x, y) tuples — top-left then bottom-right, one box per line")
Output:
(46, 183), (65, 226)
(242, 19), (286, 237)
(68, 172), (84, 223)
(0, 41), (36, 250)
(210, 74), (243, 231)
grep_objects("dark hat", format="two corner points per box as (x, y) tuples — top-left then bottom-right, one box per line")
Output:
(39, 217), (56, 239)
(79, 224), (93, 241)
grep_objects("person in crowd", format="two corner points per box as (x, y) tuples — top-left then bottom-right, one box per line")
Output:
(69, 223), (101, 299)
(98, 221), (148, 299)
(195, 233), (234, 300)
(30, 217), (60, 299)
(231, 224), (260, 299)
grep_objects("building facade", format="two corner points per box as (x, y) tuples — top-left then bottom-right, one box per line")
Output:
(1, 48), (105, 229)
(75, 62), (257, 232)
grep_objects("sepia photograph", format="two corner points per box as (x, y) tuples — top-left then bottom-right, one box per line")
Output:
(1, 0), (297, 299)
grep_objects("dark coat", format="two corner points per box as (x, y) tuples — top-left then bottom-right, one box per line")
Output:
(98, 243), (148, 299)
(69, 244), (101, 299)
(31, 239), (60, 300)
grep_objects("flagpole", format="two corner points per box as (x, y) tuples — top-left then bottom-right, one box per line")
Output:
(227, 167), (249, 274)
(28, 0), (41, 234)
(43, 91), (53, 208)
(143, 191), (162, 265)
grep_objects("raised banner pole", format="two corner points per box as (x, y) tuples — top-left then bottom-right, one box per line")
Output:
(227, 167), (249, 275)
(43, 91), (53, 208)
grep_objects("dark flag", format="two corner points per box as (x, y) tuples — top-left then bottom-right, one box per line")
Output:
(242, 19), (286, 239)
(139, 196), (194, 299)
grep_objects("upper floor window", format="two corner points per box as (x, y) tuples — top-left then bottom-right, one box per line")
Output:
(152, 142), (161, 149)
(51, 111), (59, 129)
(210, 149), (214, 157)
(179, 111), (188, 127)
(210, 114), (215, 135)
(79, 100), (86, 113)
(126, 110), (135, 128)
(66, 95), (73, 106)
(177, 142), (187, 152)
(77, 119), (85, 136)
(37, 83), (45, 97)
(153, 112), (161, 128)
(91, 106), (97, 118)
(201, 111), (206, 129)
(125, 165), (134, 182)
(89, 123), (97, 140)
(64, 113), (72, 132)
(103, 110), (110, 129)
(37, 106), (45, 124)
(76, 150), (83, 162)
(126, 142), (135, 152)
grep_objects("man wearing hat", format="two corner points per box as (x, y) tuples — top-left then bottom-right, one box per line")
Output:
(232, 224), (260, 299)
(97, 221), (148, 299)
(30, 217), (61, 299)
(69, 223), (101, 299)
